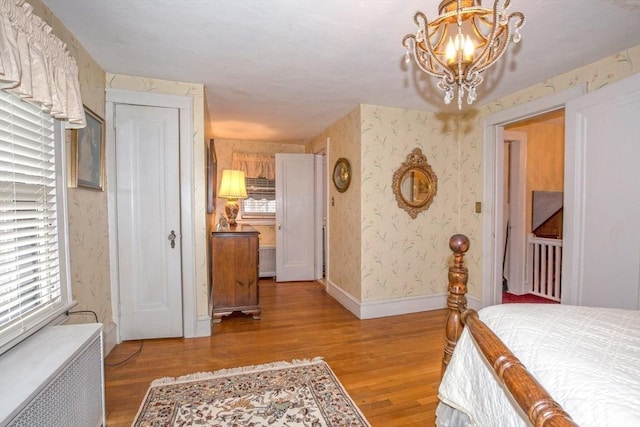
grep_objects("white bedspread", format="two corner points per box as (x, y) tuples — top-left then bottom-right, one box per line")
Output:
(437, 304), (640, 427)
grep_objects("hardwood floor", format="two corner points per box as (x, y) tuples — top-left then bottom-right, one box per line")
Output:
(104, 279), (447, 426)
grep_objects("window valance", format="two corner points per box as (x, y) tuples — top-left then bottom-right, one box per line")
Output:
(0, 0), (85, 127)
(232, 152), (275, 180)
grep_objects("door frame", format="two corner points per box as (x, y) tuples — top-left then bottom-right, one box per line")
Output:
(314, 152), (326, 281)
(322, 138), (331, 289)
(105, 89), (197, 343)
(502, 132), (527, 295)
(482, 85), (586, 307)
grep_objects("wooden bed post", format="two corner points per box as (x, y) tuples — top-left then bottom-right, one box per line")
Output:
(442, 234), (470, 375)
(440, 235), (578, 426)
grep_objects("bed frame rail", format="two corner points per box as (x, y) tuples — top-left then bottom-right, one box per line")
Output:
(442, 234), (577, 427)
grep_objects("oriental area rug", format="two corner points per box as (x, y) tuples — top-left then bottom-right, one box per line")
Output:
(132, 357), (371, 427)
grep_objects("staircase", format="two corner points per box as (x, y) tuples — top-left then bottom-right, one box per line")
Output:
(528, 191), (563, 301)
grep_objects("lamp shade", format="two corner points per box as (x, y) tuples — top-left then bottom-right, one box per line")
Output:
(218, 169), (247, 199)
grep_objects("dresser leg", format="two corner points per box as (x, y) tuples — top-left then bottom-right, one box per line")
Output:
(212, 311), (232, 323)
(241, 309), (261, 320)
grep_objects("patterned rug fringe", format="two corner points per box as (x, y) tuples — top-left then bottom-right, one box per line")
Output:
(149, 356), (325, 387)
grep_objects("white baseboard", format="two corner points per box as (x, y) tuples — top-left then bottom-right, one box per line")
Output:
(102, 322), (117, 357)
(466, 295), (483, 311)
(102, 316), (209, 358)
(360, 293), (449, 319)
(326, 280), (363, 318)
(326, 280), (484, 319)
(195, 315), (212, 337)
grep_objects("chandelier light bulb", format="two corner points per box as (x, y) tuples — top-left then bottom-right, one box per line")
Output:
(463, 36), (474, 61)
(446, 38), (456, 63)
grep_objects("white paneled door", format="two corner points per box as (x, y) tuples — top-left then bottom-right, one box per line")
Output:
(115, 104), (183, 340)
(563, 73), (640, 309)
(275, 153), (316, 282)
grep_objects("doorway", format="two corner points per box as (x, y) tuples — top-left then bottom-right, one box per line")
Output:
(114, 104), (182, 340)
(485, 75), (640, 309)
(481, 86), (586, 307)
(502, 110), (565, 303)
(106, 89), (199, 342)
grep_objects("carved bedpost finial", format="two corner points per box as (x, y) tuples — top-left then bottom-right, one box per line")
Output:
(449, 234), (470, 255)
(442, 234), (470, 376)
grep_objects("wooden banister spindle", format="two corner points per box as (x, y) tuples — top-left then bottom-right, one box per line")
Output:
(442, 234), (470, 375)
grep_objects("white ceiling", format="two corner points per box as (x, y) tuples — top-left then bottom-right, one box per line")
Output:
(42, 0), (640, 142)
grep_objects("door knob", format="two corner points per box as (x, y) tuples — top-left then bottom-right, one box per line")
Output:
(168, 230), (176, 249)
(278, 224), (281, 230)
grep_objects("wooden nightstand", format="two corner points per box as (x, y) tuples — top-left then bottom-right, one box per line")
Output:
(210, 224), (261, 323)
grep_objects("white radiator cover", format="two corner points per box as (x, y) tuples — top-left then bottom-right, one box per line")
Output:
(259, 245), (276, 278)
(0, 323), (104, 427)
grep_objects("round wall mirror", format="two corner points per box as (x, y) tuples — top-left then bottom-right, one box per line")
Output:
(392, 148), (437, 218)
(400, 169), (432, 206)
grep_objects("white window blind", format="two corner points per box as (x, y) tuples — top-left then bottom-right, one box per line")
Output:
(242, 176), (276, 216)
(0, 91), (71, 354)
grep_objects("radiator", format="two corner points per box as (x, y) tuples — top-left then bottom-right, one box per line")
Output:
(0, 323), (105, 427)
(259, 245), (276, 278)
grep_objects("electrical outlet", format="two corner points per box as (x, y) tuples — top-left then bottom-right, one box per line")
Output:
(475, 202), (482, 213)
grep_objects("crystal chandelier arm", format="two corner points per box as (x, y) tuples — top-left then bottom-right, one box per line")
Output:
(466, 0), (508, 76)
(471, 13), (524, 76)
(467, 28), (508, 76)
(403, 12), (456, 82)
(465, 1), (524, 78)
(404, 35), (455, 83)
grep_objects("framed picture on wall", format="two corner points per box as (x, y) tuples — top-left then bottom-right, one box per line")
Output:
(70, 107), (105, 191)
(207, 139), (217, 213)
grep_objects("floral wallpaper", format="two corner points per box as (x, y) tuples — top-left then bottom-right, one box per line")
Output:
(31, 0), (112, 327)
(360, 105), (461, 301)
(310, 107), (363, 299)
(310, 105), (461, 303)
(106, 73), (210, 317)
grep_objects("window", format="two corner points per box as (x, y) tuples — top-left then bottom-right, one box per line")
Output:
(0, 91), (73, 355)
(242, 176), (276, 217)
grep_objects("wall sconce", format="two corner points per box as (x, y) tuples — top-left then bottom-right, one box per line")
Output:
(218, 169), (247, 226)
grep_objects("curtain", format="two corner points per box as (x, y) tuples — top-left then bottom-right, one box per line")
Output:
(0, 0), (85, 128)
(232, 152), (275, 180)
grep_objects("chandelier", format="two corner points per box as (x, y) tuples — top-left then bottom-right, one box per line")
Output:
(403, 0), (525, 109)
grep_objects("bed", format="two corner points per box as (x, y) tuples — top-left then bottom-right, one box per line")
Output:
(436, 234), (640, 427)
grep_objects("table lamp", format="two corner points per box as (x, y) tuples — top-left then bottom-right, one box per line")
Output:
(218, 169), (247, 226)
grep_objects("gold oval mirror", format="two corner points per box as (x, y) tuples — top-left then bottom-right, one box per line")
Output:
(392, 148), (437, 218)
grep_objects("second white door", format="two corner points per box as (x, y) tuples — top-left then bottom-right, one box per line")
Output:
(563, 73), (640, 309)
(115, 104), (183, 340)
(275, 153), (316, 281)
